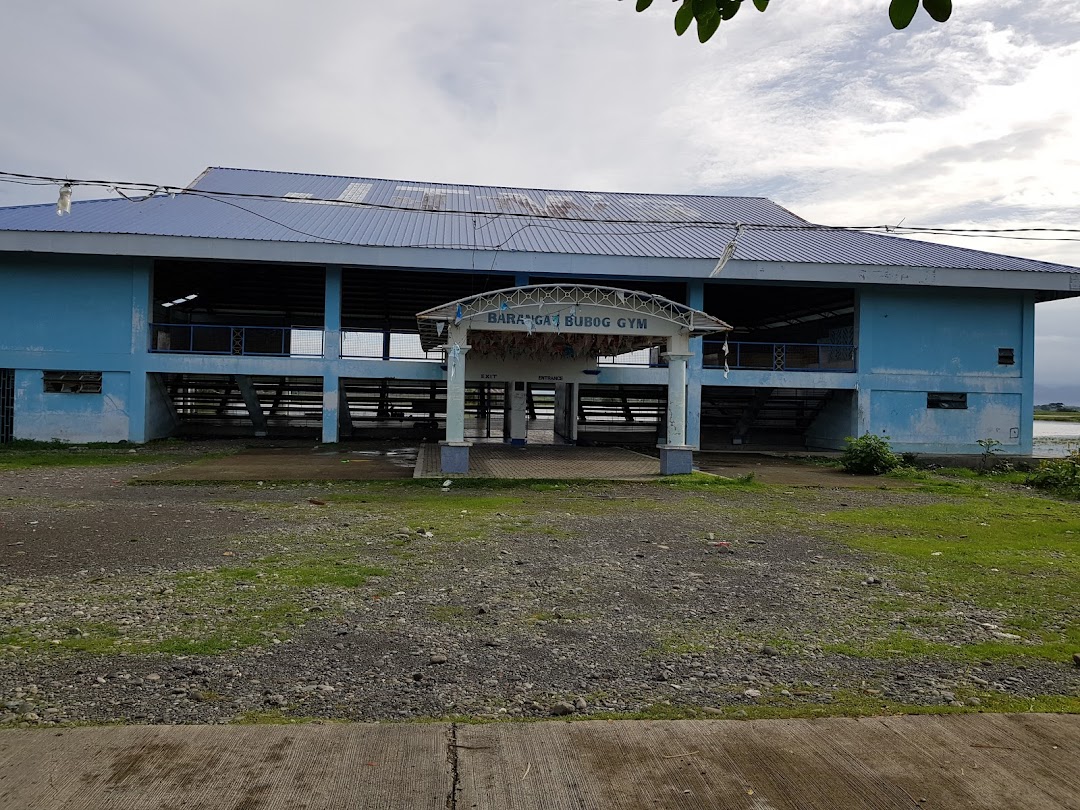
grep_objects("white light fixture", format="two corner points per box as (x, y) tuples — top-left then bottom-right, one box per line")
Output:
(56, 184), (72, 216)
(162, 293), (199, 308)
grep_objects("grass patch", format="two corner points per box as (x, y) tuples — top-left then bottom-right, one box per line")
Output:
(1034, 412), (1080, 422)
(2, 551), (387, 657)
(0, 449), (177, 469)
(430, 605), (470, 622)
(818, 492), (1080, 663)
(230, 710), (325, 725)
(658, 472), (760, 490)
(823, 630), (957, 660)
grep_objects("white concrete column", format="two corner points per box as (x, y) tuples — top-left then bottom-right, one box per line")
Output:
(664, 353), (692, 446)
(659, 333), (694, 474)
(444, 336), (471, 443)
(441, 324), (471, 473)
(663, 333), (693, 447)
(508, 381), (528, 445)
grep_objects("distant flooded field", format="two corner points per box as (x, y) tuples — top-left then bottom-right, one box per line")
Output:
(1033, 420), (1080, 457)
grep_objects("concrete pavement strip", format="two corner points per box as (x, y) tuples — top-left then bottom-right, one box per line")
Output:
(1, 714), (1077, 809)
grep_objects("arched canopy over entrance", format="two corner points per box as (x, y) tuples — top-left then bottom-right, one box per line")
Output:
(416, 285), (731, 475)
(416, 284), (730, 357)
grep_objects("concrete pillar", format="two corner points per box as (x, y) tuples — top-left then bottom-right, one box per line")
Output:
(685, 280), (705, 449)
(322, 374), (340, 444)
(127, 372), (149, 444)
(507, 381), (528, 445)
(659, 333), (694, 475)
(1018, 293), (1036, 454)
(128, 260), (153, 443)
(441, 325), (471, 473)
(324, 266), (342, 360)
(236, 375), (269, 437)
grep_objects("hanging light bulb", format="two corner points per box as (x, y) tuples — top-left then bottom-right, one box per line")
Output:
(56, 183), (72, 216)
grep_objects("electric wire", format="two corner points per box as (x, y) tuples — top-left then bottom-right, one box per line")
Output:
(2, 169), (1080, 244)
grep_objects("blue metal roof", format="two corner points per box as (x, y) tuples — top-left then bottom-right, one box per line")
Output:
(0, 166), (1074, 274)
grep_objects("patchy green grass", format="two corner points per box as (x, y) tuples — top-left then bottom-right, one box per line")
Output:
(429, 605), (470, 622)
(0, 449), (176, 469)
(823, 630), (957, 660)
(588, 691), (1080, 722)
(816, 492), (1080, 663)
(1, 551), (387, 657)
(658, 471), (760, 490)
(230, 710), (334, 725)
(1035, 411), (1080, 422)
(0, 439), (234, 469)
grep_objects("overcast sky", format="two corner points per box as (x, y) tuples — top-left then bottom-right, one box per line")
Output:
(2, 0), (1078, 399)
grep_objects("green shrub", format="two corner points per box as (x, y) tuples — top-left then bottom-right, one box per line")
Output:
(1026, 453), (1080, 498)
(841, 434), (900, 475)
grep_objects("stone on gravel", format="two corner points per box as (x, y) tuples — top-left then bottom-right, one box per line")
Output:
(550, 701), (575, 716)
(574, 697), (588, 711)
(743, 689), (762, 699)
(265, 694), (287, 707)
(428, 653), (448, 665)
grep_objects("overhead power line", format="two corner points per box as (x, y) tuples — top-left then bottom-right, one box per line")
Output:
(2, 169), (1080, 243)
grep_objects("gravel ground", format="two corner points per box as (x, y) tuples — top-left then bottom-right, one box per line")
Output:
(2, 455), (1078, 728)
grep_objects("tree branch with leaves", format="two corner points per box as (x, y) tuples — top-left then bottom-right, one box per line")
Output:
(626, 0), (953, 43)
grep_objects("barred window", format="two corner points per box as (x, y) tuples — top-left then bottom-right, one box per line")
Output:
(43, 371), (102, 394)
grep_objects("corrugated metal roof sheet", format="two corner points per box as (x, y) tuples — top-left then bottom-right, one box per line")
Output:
(0, 166), (1075, 274)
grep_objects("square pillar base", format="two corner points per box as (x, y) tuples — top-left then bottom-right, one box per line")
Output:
(440, 442), (471, 474)
(658, 445), (694, 476)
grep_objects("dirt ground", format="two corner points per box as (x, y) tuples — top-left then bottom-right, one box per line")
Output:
(1, 446), (1077, 728)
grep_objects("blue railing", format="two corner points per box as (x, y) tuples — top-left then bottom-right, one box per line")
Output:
(703, 341), (855, 372)
(150, 324), (324, 357)
(340, 329), (441, 362)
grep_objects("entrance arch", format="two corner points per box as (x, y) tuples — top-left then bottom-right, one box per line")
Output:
(416, 285), (731, 474)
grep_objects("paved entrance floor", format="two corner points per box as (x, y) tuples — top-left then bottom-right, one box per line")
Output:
(2, 713), (1077, 809)
(414, 442), (661, 479)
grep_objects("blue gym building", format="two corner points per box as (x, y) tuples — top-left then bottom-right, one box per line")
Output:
(1, 167), (1077, 471)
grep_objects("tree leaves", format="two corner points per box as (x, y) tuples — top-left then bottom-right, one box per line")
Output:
(696, 7), (722, 42)
(922, 0), (953, 23)
(626, 0), (954, 41)
(889, 0), (952, 29)
(889, 0), (919, 29)
(674, 1), (694, 36)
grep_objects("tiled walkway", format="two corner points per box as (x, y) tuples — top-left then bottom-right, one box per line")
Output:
(415, 443), (660, 479)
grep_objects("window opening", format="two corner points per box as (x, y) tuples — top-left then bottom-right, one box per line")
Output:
(44, 371), (103, 394)
(927, 392), (967, 410)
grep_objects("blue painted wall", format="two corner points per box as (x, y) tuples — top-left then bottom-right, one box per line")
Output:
(0, 256), (138, 361)
(857, 287), (1032, 453)
(1, 256), (146, 442)
(13, 370), (131, 442)
(0, 255), (1039, 454)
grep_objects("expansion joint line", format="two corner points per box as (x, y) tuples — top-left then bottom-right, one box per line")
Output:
(446, 722), (461, 810)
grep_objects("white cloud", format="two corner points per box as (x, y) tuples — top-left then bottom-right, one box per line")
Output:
(1, 0), (1079, 391)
